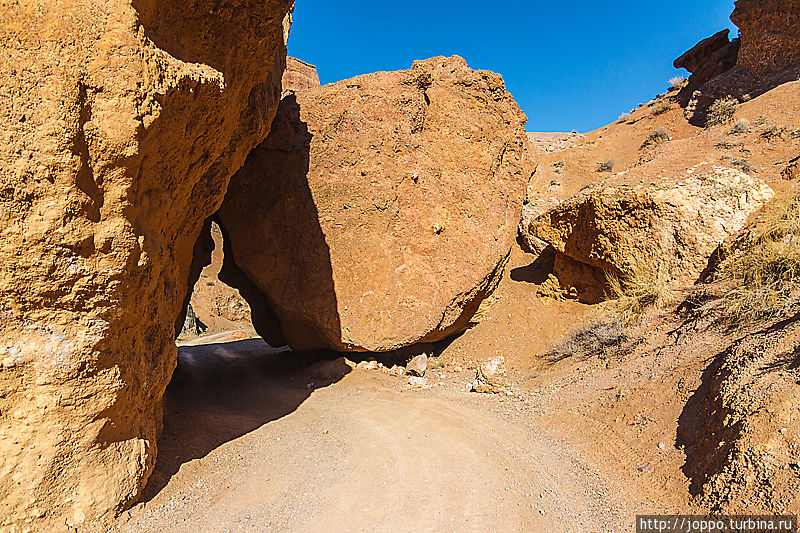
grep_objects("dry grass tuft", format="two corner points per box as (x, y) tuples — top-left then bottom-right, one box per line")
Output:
(761, 125), (787, 141)
(730, 118), (750, 134)
(605, 262), (676, 323)
(669, 76), (688, 90)
(596, 160), (615, 173)
(650, 101), (671, 116)
(729, 158), (755, 174)
(721, 194), (800, 324)
(547, 262), (672, 362)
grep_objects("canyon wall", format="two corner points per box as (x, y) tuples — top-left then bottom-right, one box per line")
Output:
(0, 0), (293, 529)
(731, 0), (800, 75)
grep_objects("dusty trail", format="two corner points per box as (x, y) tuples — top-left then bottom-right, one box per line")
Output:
(116, 335), (635, 532)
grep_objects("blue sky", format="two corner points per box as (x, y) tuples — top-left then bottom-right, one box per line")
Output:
(288, 1), (738, 133)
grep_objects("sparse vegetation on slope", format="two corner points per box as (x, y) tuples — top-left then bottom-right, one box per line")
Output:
(546, 314), (633, 362)
(596, 160), (615, 173)
(641, 128), (670, 148)
(650, 100), (671, 116)
(730, 118), (750, 134)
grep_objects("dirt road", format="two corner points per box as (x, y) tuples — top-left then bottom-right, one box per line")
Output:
(115, 335), (636, 532)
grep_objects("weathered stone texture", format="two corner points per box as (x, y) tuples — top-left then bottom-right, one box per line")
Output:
(0, 0), (293, 529)
(219, 56), (533, 352)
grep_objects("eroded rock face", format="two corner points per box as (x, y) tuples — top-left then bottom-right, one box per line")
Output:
(732, 0), (800, 75)
(674, 30), (740, 106)
(0, 0), (293, 530)
(528, 165), (774, 302)
(219, 56), (533, 352)
(679, 318), (800, 513)
(282, 56), (321, 94)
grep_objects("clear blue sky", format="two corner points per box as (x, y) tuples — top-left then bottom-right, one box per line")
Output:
(287, 1), (738, 133)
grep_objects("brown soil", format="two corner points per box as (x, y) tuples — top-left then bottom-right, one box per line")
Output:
(529, 80), (800, 209)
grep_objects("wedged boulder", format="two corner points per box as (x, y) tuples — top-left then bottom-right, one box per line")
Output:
(528, 165), (774, 302)
(0, 0), (293, 530)
(218, 56), (533, 352)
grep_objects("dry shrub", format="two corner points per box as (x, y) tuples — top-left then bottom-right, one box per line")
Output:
(721, 194), (800, 324)
(596, 160), (615, 173)
(650, 101), (671, 116)
(730, 158), (755, 174)
(730, 118), (750, 134)
(761, 125), (787, 141)
(669, 76), (688, 90)
(706, 96), (737, 127)
(605, 261), (676, 323)
(641, 128), (670, 148)
(547, 262), (672, 362)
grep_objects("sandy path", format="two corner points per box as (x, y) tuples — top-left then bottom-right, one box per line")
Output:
(115, 337), (634, 532)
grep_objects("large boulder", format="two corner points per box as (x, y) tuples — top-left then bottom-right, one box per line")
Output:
(528, 165), (774, 302)
(0, 0), (293, 530)
(218, 56), (533, 352)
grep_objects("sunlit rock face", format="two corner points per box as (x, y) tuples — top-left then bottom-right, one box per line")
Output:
(0, 0), (293, 529)
(218, 56), (534, 353)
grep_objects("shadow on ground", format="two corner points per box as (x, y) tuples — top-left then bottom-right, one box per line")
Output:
(510, 246), (556, 284)
(140, 337), (350, 501)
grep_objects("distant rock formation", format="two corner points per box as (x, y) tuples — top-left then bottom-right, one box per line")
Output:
(218, 56), (534, 352)
(527, 165), (774, 303)
(674, 30), (740, 106)
(0, 0), (293, 529)
(282, 56), (321, 95)
(179, 303), (208, 338)
(677, 0), (800, 122)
